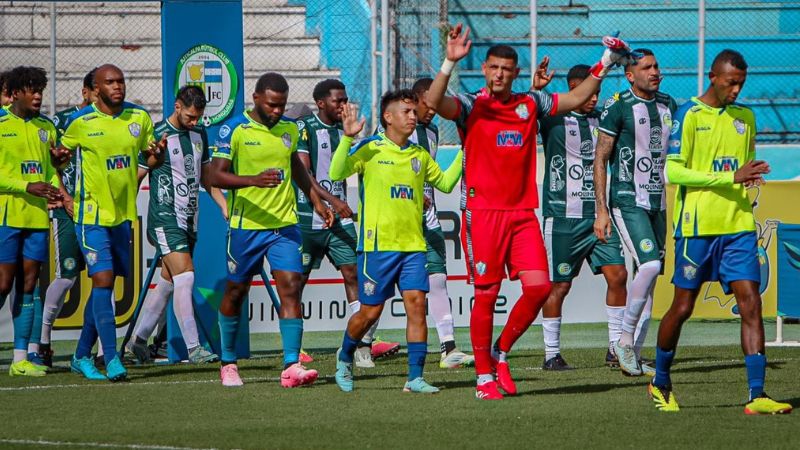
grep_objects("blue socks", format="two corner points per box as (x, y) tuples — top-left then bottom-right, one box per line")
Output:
(12, 293), (34, 350)
(653, 347), (675, 388)
(745, 353), (767, 400)
(218, 311), (240, 364)
(29, 289), (43, 351)
(407, 341), (427, 381)
(75, 294), (98, 359)
(339, 332), (359, 363)
(279, 318), (303, 367)
(91, 287), (117, 365)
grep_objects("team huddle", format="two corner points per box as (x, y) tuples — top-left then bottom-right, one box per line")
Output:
(0, 24), (792, 413)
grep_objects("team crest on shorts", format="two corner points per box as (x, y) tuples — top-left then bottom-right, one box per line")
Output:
(557, 263), (571, 276)
(410, 157), (421, 174)
(38, 129), (48, 142)
(85, 251), (97, 266)
(682, 264), (697, 280)
(63, 258), (76, 271)
(227, 260), (237, 274)
(639, 239), (654, 253)
(733, 119), (746, 135)
(475, 261), (487, 276)
(363, 281), (376, 296)
(128, 123), (141, 138)
(281, 132), (292, 149)
(302, 253), (311, 266)
(515, 104), (529, 120)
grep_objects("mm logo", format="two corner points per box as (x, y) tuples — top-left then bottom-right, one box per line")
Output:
(106, 155), (131, 171)
(496, 130), (523, 147)
(390, 184), (414, 200)
(20, 160), (43, 175)
(712, 157), (739, 172)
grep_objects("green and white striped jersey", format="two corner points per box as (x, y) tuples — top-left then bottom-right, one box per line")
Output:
(408, 122), (441, 230)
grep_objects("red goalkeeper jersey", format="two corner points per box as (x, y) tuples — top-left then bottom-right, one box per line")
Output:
(454, 88), (558, 210)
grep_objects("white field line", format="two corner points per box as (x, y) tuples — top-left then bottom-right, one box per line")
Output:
(0, 438), (223, 450)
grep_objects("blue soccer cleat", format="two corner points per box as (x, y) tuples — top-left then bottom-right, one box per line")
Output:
(105, 355), (128, 382)
(70, 355), (107, 381)
(335, 348), (354, 393)
(403, 377), (440, 394)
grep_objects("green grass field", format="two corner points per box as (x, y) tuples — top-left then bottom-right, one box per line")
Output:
(1, 321), (798, 450)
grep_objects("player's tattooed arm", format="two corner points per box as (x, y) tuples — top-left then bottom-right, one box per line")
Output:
(292, 153), (334, 228)
(427, 23), (471, 120)
(593, 132), (615, 242)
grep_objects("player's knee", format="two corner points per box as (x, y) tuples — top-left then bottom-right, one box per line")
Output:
(605, 266), (628, 289)
(549, 282), (571, 301)
(737, 293), (763, 317)
(638, 260), (662, 279)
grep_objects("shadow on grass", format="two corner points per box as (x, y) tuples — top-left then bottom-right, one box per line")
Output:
(675, 360), (787, 374)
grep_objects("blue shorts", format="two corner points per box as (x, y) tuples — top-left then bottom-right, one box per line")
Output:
(672, 231), (760, 295)
(357, 251), (429, 305)
(0, 226), (48, 263)
(226, 226), (303, 283)
(76, 222), (132, 277)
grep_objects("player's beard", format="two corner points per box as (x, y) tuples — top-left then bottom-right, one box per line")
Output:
(99, 90), (124, 108)
(256, 107), (279, 128)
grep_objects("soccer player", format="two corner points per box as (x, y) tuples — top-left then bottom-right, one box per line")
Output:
(593, 49), (676, 377)
(60, 64), (163, 381)
(536, 64), (628, 370)
(410, 77), (474, 369)
(0, 66), (61, 376)
(1, 71), (12, 107)
(648, 50), (792, 414)
(125, 85), (226, 364)
(38, 68), (97, 368)
(209, 72), (333, 388)
(295, 79), (399, 368)
(426, 25), (636, 399)
(331, 91), (463, 394)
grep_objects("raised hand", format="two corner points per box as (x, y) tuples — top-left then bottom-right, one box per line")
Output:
(341, 103), (365, 138)
(532, 56), (555, 91)
(446, 23), (472, 62)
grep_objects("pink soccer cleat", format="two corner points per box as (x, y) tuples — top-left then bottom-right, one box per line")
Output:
(475, 380), (504, 400)
(299, 349), (314, 364)
(280, 363), (318, 388)
(220, 363), (244, 387)
(494, 360), (517, 396)
(370, 339), (401, 359)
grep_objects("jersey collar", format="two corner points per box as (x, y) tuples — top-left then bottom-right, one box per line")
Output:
(628, 88), (656, 103)
(378, 132), (412, 151)
(313, 113), (342, 130)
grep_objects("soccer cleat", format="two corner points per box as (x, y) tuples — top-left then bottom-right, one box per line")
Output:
(70, 355), (106, 381)
(149, 342), (168, 359)
(543, 353), (574, 371)
(220, 363), (244, 387)
(613, 341), (642, 376)
(403, 377), (440, 394)
(9, 360), (46, 377)
(605, 349), (619, 368)
(126, 341), (152, 365)
(27, 352), (49, 372)
(105, 355), (127, 382)
(640, 362), (656, 377)
(354, 346), (375, 368)
(280, 363), (318, 388)
(648, 383), (680, 412)
(299, 349), (314, 364)
(94, 354), (105, 369)
(370, 338), (400, 359)
(744, 393), (793, 415)
(334, 349), (354, 392)
(188, 346), (219, 364)
(439, 349), (475, 369)
(475, 380), (504, 400)
(40, 347), (54, 368)
(495, 360), (517, 395)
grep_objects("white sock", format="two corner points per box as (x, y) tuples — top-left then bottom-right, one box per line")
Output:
(477, 374), (495, 385)
(41, 277), (76, 345)
(134, 278), (174, 342)
(362, 318), (379, 345)
(13, 349), (27, 363)
(620, 260), (661, 346)
(427, 273), (455, 344)
(172, 271), (199, 350)
(634, 292), (654, 358)
(542, 317), (561, 361)
(606, 305), (625, 351)
(348, 301), (361, 314)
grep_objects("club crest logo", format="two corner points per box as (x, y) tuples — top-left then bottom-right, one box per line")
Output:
(281, 132), (292, 149)
(38, 129), (48, 143)
(176, 44), (238, 125)
(363, 281), (376, 296)
(128, 123), (141, 138)
(733, 118), (746, 135)
(302, 253), (311, 266)
(63, 257), (76, 271)
(682, 264), (697, 280)
(639, 239), (655, 253)
(671, 119), (680, 136)
(227, 260), (237, 274)
(410, 157), (421, 174)
(85, 251), (97, 266)
(475, 261), (487, 276)
(557, 263), (571, 276)
(662, 112), (672, 129)
(515, 104), (529, 120)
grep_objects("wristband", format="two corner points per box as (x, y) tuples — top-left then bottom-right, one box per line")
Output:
(440, 59), (456, 76)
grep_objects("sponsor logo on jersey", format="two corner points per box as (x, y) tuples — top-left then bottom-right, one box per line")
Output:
(20, 160), (43, 175)
(568, 164), (584, 180)
(475, 261), (487, 276)
(639, 239), (654, 253)
(128, 123), (141, 137)
(649, 126), (662, 150)
(515, 104), (529, 119)
(390, 184), (414, 200)
(38, 128), (48, 142)
(579, 139), (594, 156)
(604, 97), (616, 108)
(88, 131), (104, 137)
(219, 124), (231, 139)
(696, 125), (711, 132)
(549, 155), (565, 192)
(282, 132), (292, 149)
(496, 130), (523, 148)
(557, 263), (571, 276)
(244, 140), (261, 146)
(297, 120), (305, 131)
(733, 118), (746, 135)
(682, 264), (697, 280)
(410, 157), (421, 174)
(106, 155), (131, 171)
(363, 281), (376, 296)
(378, 160), (395, 165)
(618, 147), (633, 182)
(712, 156), (739, 172)
(671, 119), (681, 135)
